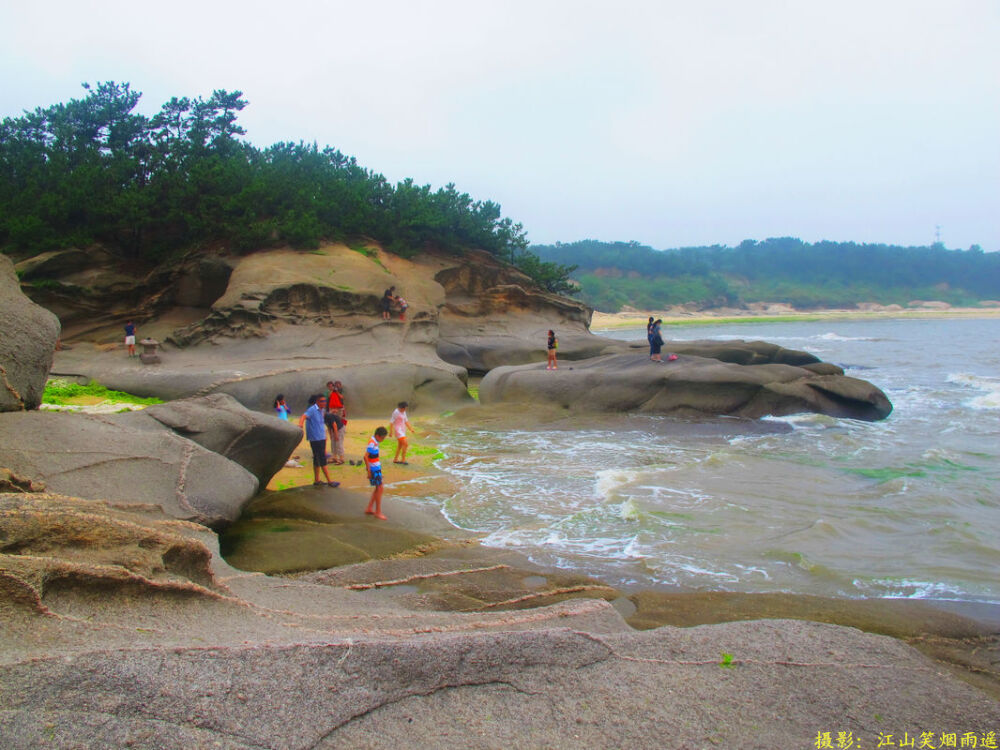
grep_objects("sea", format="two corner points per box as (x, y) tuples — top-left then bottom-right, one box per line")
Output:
(427, 317), (1000, 609)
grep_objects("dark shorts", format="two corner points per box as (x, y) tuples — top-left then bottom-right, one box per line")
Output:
(368, 466), (383, 487)
(310, 440), (328, 467)
(324, 412), (343, 431)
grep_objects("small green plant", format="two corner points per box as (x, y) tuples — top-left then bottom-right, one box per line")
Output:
(269, 524), (293, 533)
(348, 242), (375, 258)
(308, 249), (329, 256)
(719, 652), (735, 668)
(30, 279), (64, 291)
(467, 384), (480, 401)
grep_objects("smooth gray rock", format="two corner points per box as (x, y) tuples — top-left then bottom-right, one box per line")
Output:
(117, 393), (302, 488)
(0, 621), (995, 748)
(480, 352), (892, 421)
(0, 254), (61, 412)
(0, 411), (258, 526)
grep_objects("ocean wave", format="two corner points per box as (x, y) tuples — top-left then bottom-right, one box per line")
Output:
(816, 332), (879, 341)
(853, 578), (971, 600)
(947, 372), (1000, 410)
(594, 468), (642, 500)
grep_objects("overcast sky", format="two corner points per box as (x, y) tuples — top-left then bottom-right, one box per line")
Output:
(2, 0), (998, 250)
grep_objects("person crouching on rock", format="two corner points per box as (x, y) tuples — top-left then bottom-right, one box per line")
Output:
(299, 395), (339, 488)
(391, 401), (415, 464)
(546, 330), (558, 370)
(365, 426), (389, 520)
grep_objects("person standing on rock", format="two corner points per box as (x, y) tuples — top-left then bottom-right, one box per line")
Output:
(390, 402), (415, 465)
(273, 394), (290, 420)
(298, 395), (340, 488)
(546, 330), (558, 370)
(381, 286), (395, 321)
(324, 381), (346, 465)
(124, 319), (137, 358)
(650, 319), (664, 363)
(646, 317), (656, 360)
(365, 426), (389, 520)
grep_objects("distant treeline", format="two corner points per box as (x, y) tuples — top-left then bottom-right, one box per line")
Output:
(532, 238), (1000, 311)
(0, 82), (571, 291)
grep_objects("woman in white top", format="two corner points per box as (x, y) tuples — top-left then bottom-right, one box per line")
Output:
(390, 401), (415, 464)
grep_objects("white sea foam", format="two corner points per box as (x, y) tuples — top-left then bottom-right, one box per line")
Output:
(619, 498), (642, 521)
(855, 578), (969, 600)
(594, 468), (641, 500)
(947, 372), (1000, 410)
(815, 332), (877, 342)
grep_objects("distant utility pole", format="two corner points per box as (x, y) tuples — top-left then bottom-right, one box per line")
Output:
(935, 225), (942, 245)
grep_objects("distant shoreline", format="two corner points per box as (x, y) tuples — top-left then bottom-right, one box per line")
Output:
(590, 306), (1000, 330)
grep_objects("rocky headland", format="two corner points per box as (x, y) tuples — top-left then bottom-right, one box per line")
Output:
(18, 241), (892, 420)
(2, 245), (997, 748)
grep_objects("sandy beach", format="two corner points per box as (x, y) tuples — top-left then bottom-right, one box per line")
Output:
(591, 305), (1000, 330)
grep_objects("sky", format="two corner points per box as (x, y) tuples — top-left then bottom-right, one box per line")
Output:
(2, 0), (998, 251)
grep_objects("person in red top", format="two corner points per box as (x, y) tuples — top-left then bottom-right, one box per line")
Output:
(325, 380), (346, 465)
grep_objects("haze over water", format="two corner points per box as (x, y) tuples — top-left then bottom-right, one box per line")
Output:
(429, 317), (1000, 606)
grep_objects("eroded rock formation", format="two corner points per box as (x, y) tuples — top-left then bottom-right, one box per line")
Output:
(480, 352), (893, 421)
(0, 254), (60, 412)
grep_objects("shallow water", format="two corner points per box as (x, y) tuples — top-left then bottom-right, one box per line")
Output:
(425, 318), (1000, 606)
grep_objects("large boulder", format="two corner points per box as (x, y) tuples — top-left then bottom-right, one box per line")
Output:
(480, 352), (893, 421)
(117, 393), (302, 488)
(0, 411), (258, 527)
(0, 254), (61, 412)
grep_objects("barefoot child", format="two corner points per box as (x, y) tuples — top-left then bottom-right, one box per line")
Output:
(365, 427), (389, 520)
(391, 401), (415, 464)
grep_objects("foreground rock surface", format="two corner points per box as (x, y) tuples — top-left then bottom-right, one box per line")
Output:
(481, 352), (893, 421)
(0, 254), (60, 412)
(0, 411), (258, 526)
(1, 491), (996, 749)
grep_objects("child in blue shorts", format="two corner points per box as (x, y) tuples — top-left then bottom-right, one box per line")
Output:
(364, 426), (389, 519)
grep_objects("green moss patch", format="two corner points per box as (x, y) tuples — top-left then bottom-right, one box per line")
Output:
(43, 379), (164, 407)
